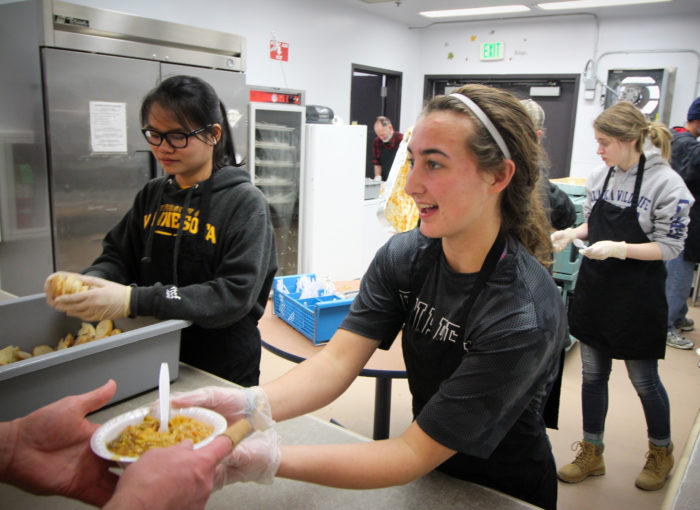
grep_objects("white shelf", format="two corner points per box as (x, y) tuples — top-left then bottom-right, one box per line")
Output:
(256, 141), (296, 150)
(254, 159), (298, 168)
(255, 123), (296, 132)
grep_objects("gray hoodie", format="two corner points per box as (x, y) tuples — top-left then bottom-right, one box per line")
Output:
(583, 148), (694, 260)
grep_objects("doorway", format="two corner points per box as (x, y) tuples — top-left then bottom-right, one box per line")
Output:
(350, 65), (402, 179)
(424, 74), (580, 179)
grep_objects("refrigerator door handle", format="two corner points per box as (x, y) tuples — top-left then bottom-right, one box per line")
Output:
(135, 150), (159, 180)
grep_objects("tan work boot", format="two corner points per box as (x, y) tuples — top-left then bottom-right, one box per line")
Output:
(557, 440), (606, 483)
(635, 442), (674, 490)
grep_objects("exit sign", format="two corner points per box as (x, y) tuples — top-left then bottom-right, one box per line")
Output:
(480, 42), (504, 61)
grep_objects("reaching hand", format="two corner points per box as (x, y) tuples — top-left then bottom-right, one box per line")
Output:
(103, 437), (233, 510)
(550, 228), (577, 253)
(214, 429), (281, 487)
(51, 275), (132, 321)
(580, 240), (627, 260)
(0, 380), (119, 506)
(168, 386), (273, 431)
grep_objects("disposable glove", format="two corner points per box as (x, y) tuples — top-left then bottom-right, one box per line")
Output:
(214, 429), (281, 487)
(51, 275), (132, 321)
(169, 386), (273, 431)
(550, 228), (577, 253)
(580, 240), (627, 260)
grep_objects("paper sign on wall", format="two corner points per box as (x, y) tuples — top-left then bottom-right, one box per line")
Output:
(89, 101), (127, 153)
(270, 40), (289, 61)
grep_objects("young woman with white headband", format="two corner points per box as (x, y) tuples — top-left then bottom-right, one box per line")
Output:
(171, 84), (568, 510)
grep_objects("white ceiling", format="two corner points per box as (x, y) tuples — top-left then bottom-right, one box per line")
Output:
(336, 0), (700, 28)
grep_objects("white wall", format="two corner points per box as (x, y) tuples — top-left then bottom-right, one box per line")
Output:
(68, 1), (700, 180)
(69, 0), (423, 134)
(414, 12), (700, 178)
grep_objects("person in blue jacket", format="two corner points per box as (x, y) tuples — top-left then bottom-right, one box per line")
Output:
(664, 96), (700, 350)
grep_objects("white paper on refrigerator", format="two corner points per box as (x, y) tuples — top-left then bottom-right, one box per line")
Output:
(89, 101), (128, 153)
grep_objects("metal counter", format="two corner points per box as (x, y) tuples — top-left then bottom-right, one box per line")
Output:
(0, 364), (540, 509)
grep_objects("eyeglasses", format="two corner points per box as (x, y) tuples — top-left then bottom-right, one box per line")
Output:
(141, 124), (213, 148)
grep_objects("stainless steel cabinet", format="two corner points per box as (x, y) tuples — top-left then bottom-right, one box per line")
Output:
(0, 0), (247, 295)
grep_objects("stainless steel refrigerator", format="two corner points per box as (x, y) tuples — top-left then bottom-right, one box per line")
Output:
(0, 0), (247, 296)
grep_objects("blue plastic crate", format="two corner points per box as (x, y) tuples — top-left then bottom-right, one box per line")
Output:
(553, 242), (583, 277)
(571, 195), (586, 226)
(554, 181), (586, 197)
(272, 274), (354, 345)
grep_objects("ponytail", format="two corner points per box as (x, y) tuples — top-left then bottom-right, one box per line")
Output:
(644, 121), (672, 161)
(594, 101), (672, 162)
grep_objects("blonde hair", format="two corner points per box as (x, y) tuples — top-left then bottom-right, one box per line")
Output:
(422, 84), (553, 267)
(520, 99), (546, 131)
(594, 101), (672, 161)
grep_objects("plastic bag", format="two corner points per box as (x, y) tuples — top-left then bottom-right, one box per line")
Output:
(376, 126), (418, 233)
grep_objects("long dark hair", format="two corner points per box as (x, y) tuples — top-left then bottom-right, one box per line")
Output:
(140, 75), (242, 169)
(423, 84), (553, 266)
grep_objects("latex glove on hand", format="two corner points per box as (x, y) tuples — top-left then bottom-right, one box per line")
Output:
(214, 429), (281, 487)
(169, 386), (273, 431)
(51, 275), (132, 321)
(580, 240), (627, 260)
(550, 228), (577, 253)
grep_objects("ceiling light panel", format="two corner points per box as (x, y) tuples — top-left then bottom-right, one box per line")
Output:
(421, 5), (531, 18)
(537, 0), (672, 10)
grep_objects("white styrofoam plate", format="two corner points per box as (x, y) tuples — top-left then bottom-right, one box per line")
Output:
(90, 406), (226, 464)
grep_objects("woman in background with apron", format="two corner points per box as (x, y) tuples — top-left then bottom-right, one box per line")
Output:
(551, 101), (693, 491)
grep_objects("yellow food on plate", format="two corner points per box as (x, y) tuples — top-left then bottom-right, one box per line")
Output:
(106, 414), (215, 457)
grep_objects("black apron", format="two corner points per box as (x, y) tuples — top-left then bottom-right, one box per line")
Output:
(568, 154), (667, 360)
(410, 232), (558, 510)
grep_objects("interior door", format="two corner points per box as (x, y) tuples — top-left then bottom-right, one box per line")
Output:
(351, 73), (383, 179)
(424, 75), (579, 179)
(42, 48), (159, 272)
(351, 66), (403, 179)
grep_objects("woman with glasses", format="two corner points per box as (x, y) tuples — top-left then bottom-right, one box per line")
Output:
(44, 75), (277, 386)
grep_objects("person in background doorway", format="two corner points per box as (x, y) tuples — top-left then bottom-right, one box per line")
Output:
(44, 75), (278, 386)
(373, 115), (403, 181)
(520, 99), (577, 230)
(664, 96), (700, 350)
(171, 84), (568, 510)
(0, 380), (233, 510)
(551, 101), (693, 491)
